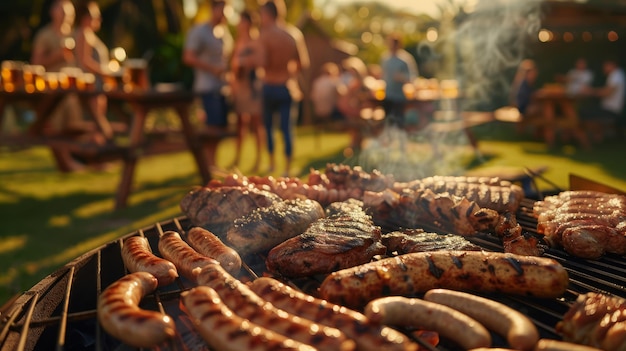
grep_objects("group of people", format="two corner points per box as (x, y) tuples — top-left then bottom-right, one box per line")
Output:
(310, 33), (419, 152)
(184, 0), (309, 176)
(511, 56), (625, 147)
(30, 0), (110, 172)
(29, 0), (422, 176)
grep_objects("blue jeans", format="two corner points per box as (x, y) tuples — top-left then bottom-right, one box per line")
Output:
(200, 92), (228, 127)
(262, 84), (293, 157)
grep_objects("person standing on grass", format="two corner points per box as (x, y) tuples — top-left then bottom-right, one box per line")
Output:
(229, 10), (265, 172)
(183, 0), (233, 168)
(258, 0), (309, 176)
(380, 32), (418, 129)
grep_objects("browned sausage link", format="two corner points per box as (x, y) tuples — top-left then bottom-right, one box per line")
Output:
(186, 227), (242, 274)
(196, 264), (356, 351)
(248, 277), (419, 351)
(364, 296), (492, 350)
(533, 339), (605, 351)
(318, 250), (569, 309)
(424, 289), (539, 351)
(121, 236), (178, 286)
(157, 230), (218, 282)
(181, 286), (318, 351)
(97, 272), (176, 348)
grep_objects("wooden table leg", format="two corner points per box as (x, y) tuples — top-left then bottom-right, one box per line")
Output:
(174, 103), (212, 184)
(114, 103), (146, 210)
(79, 93), (113, 139)
(28, 94), (64, 135)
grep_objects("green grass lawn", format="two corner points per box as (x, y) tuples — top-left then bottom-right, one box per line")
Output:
(1, 121), (625, 305)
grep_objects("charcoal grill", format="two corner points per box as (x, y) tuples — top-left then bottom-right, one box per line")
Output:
(1, 198), (625, 351)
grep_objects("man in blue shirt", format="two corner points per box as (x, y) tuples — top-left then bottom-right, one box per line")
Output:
(381, 34), (418, 128)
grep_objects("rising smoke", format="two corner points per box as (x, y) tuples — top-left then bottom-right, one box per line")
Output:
(358, 0), (545, 180)
(451, 0), (544, 107)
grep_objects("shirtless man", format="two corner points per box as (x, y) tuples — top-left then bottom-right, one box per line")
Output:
(258, 0), (309, 175)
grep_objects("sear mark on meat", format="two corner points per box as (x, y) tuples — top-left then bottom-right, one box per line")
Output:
(533, 191), (626, 259)
(225, 199), (325, 257)
(557, 292), (626, 350)
(382, 229), (481, 255)
(180, 186), (281, 235)
(265, 200), (386, 278)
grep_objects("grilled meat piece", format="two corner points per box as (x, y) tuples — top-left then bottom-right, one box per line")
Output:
(560, 224), (626, 259)
(180, 186), (281, 234)
(265, 200), (386, 278)
(533, 191), (626, 259)
(324, 163), (395, 193)
(363, 188), (500, 235)
(382, 229), (481, 255)
(319, 251), (569, 309)
(557, 292), (626, 351)
(534, 190), (626, 212)
(225, 199), (325, 256)
(324, 198), (365, 217)
(395, 175), (525, 213)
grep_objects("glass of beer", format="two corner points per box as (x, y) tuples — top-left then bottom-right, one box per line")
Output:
(45, 72), (60, 91)
(1, 60), (25, 92)
(60, 67), (82, 90)
(23, 64), (45, 93)
(122, 58), (149, 92)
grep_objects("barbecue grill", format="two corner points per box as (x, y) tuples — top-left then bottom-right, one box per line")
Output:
(1, 198), (625, 350)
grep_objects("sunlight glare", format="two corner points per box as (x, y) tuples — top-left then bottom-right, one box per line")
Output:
(0, 235), (27, 254)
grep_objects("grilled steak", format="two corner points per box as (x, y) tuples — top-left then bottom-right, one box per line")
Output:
(265, 200), (386, 278)
(382, 229), (481, 255)
(180, 186), (281, 235)
(225, 199), (325, 256)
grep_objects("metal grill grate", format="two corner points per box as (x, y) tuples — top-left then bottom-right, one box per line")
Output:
(1, 199), (625, 350)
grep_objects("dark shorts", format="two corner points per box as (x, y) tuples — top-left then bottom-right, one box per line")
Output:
(383, 99), (407, 128)
(200, 92), (229, 127)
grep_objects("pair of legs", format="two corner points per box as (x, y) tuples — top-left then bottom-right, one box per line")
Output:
(262, 84), (293, 175)
(231, 111), (264, 172)
(200, 92), (229, 169)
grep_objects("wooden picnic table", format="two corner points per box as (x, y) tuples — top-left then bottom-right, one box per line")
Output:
(0, 88), (227, 210)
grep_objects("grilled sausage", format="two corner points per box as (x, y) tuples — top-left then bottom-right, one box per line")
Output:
(195, 264), (356, 351)
(121, 236), (178, 286)
(181, 286), (318, 351)
(318, 250), (569, 309)
(97, 272), (176, 348)
(424, 289), (539, 351)
(157, 230), (218, 282)
(186, 227), (242, 274)
(533, 339), (605, 351)
(248, 277), (420, 351)
(364, 296), (492, 350)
